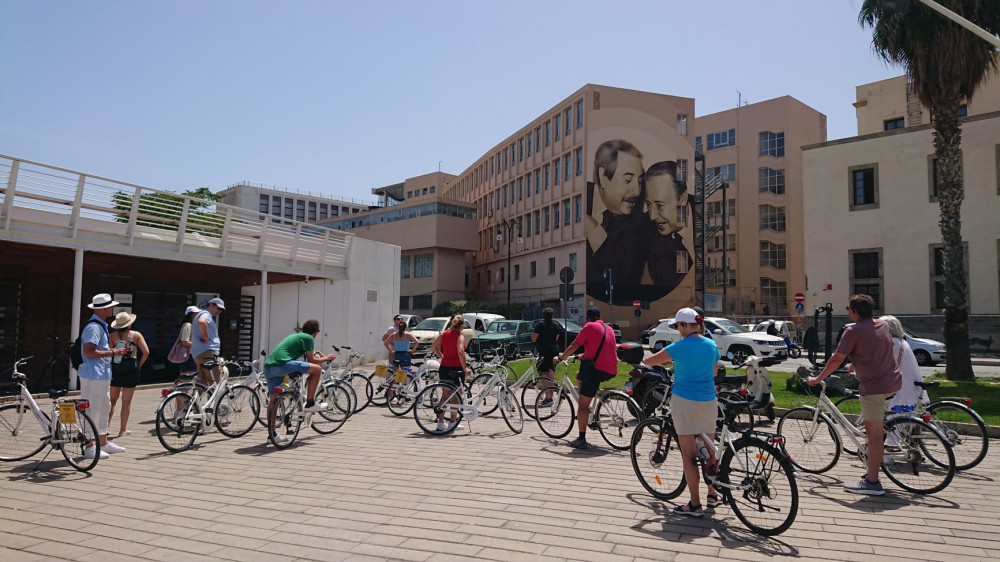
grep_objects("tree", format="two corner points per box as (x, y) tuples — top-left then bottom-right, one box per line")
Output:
(111, 187), (225, 235)
(860, 0), (999, 380)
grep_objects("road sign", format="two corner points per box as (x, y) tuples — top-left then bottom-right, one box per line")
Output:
(559, 266), (574, 284)
(632, 300), (641, 310)
(794, 293), (805, 303)
(634, 309), (641, 317)
(795, 302), (805, 313)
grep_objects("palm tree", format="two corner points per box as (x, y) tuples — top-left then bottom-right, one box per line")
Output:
(859, 0), (999, 381)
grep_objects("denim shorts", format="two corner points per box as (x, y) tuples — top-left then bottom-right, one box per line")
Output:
(264, 360), (312, 394)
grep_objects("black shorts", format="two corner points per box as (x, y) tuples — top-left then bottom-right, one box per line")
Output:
(537, 354), (556, 373)
(111, 361), (140, 388)
(438, 366), (466, 388)
(577, 368), (615, 398)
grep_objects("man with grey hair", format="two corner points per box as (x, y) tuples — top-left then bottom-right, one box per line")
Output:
(642, 160), (692, 294)
(585, 139), (647, 302)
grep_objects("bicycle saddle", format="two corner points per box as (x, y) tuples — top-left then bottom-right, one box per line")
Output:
(913, 380), (940, 389)
(201, 361), (220, 369)
(48, 388), (69, 399)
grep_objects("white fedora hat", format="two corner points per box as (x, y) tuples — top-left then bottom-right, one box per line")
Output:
(88, 293), (119, 309)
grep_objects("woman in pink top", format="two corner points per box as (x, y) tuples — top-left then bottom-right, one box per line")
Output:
(555, 307), (617, 449)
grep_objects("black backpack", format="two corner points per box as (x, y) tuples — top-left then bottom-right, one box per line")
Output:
(70, 319), (108, 370)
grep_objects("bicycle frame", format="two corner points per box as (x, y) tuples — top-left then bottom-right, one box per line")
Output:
(803, 383), (868, 452)
(437, 368), (507, 422)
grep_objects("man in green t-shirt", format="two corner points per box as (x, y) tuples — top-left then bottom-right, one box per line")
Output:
(264, 319), (337, 413)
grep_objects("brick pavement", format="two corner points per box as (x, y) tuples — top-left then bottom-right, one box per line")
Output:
(0, 387), (997, 561)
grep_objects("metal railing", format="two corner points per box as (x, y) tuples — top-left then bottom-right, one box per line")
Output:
(0, 154), (353, 277)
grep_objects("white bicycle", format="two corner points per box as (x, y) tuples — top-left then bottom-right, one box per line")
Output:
(412, 365), (524, 436)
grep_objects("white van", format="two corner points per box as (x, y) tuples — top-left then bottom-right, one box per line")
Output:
(464, 313), (505, 333)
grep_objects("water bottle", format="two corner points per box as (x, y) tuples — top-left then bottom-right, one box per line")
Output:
(695, 436), (710, 461)
(890, 404), (915, 414)
(113, 341), (126, 364)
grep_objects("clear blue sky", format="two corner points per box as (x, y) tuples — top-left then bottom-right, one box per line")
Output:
(1, 1), (904, 202)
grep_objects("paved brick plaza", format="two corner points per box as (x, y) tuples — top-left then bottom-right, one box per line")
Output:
(0, 387), (997, 561)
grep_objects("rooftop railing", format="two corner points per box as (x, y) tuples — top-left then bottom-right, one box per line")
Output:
(0, 154), (353, 278)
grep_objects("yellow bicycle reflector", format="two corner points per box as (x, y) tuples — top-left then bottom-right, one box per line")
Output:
(655, 475), (663, 485)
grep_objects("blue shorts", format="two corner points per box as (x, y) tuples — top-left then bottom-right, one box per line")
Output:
(264, 360), (312, 394)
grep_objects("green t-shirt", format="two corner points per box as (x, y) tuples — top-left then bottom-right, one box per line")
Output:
(265, 333), (315, 367)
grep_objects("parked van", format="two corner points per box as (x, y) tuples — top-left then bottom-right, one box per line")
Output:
(464, 313), (505, 332)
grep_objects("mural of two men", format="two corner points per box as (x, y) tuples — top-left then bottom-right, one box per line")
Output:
(585, 139), (692, 305)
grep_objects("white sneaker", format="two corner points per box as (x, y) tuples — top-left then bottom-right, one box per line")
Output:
(303, 401), (329, 412)
(435, 421), (448, 432)
(84, 446), (110, 460)
(101, 442), (126, 455)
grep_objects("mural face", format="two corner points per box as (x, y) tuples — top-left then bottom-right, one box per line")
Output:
(586, 136), (692, 307)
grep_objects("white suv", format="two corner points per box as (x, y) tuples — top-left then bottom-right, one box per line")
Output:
(648, 317), (787, 366)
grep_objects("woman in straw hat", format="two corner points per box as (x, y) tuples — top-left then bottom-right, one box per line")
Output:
(108, 311), (149, 437)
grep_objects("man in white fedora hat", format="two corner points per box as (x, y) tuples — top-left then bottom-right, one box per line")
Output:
(80, 293), (129, 459)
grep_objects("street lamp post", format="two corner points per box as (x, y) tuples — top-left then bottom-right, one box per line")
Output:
(494, 219), (521, 313)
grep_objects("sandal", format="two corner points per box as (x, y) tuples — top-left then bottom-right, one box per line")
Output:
(706, 494), (723, 508)
(673, 501), (704, 518)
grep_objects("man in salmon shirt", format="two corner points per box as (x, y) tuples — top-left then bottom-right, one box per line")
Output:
(556, 307), (618, 449)
(807, 294), (902, 496)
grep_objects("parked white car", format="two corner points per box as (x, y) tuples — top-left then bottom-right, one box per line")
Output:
(410, 317), (475, 356)
(841, 322), (946, 366)
(647, 318), (722, 355)
(649, 317), (787, 365)
(752, 320), (795, 340)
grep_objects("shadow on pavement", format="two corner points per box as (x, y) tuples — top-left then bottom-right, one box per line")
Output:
(4, 458), (95, 482)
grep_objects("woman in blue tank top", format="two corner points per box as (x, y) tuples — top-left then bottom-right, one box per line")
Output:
(390, 323), (418, 367)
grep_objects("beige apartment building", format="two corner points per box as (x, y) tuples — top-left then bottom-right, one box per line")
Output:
(442, 85), (697, 332)
(217, 181), (372, 224)
(803, 74), (1000, 345)
(693, 97), (827, 318)
(314, 172), (477, 318)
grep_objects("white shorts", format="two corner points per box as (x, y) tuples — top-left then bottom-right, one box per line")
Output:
(79, 378), (111, 438)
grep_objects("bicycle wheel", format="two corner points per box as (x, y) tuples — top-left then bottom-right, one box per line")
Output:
(595, 391), (642, 450)
(413, 383), (463, 436)
(881, 416), (955, 495)
(717, 391), (754, 434)
(498, 386), (524, 434)
(345, 372), (374, 413)
(630, 417), (686, 500)
(775, 407), (841, 473)
(311, 383), (351, 434)
(387, 375), (417, 417)
(57, 409), (100, 472)
(469, 374), (499, 416)
(370, 373), (390, 407)
(155, 392), (201, 453)
(0, 403), (48, 461)
(641, 383), (669, 418)
(215, 385), (260, 438)
(268, 392), (302, 448)
(926, 401), (988, 471)
(833, 395), (863, 455)
(720, 436), (798, 537)
(535, 388), (575, 439)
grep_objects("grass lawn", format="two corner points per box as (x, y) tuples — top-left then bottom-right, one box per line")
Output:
(505, 358), (999, 426)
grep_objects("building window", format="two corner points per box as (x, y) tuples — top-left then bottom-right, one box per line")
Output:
(848, 164), (879, 210)
(535, 127), (541, 152)
(414, 253), (434, 278)
(553, 203), (560, 229)
(677, 250), (689, 274)
(514, 264), (520, 281)
(534, 169), (541, 194)
(430, 186), (435, 194)
(486, 269), (492, 285)
(930, 243), (969, 311)
(525, 213), (531, 237)
(544, 207), (550, 231)
(544, 164), (550, 189)
(502, 186), (507, 207)
(576, 99), (584, 129)
(760, 278), (787, 312)
(760, 241), (786, 269)
(555, 114), (561, 141)
(677, 114), (688, 136)
(563, 154), (571, 182)
(958, 105), (968, 117)
(526, 134), (532, 157)
(575, 148), (583, 176)
(408, 190), (413, 198)
(413, 295), (432, 309)
(518, 139), (524, 161)
(400, 255), (411, 279)
(884, 117), (905, 130)
(399, 296), (409, 310)
(759, 204), (786, 232)
(545, 121), (551, 146)
(849, 248), (883, 312)
(284, 198), (293, 219)
(518, 177), (524, 201)
(272, 197), (281, 216)
(706, 129), (736, 150)
(503, 149), (508, 170)
(526, 173), (532, 197)
(319, 203), (328, 220)
(258, 195), (269, 214)
(759, 168), (785, 194)
(499, 267), (505, 283)
(564, 108), (571, 136)
(530, 261), (537, 277)
(563, 199), (571, 227)
(554, 159), (560, 185)
(548, 257), (556, 275)
(533, 210), (540, 234)
(676, 159), (687, 183)
(695, 136), (703, 155)
(707, 164), (736, 182)
(569, 252), (577, 271)
(759, 131), (785, 157)
(296, 200), (307, 221)
(677, 204), (688, 227)
(574, 195), (582, 223)
(308, 202), (317, 221)
(423, 188), (428, 195)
